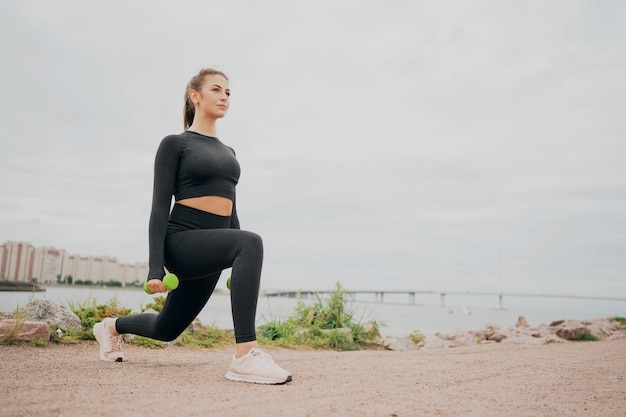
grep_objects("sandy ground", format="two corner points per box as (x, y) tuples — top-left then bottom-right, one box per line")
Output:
(1, 339), (625, 417)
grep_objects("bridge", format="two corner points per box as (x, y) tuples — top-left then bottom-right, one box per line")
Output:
(262, 289), (626, 309)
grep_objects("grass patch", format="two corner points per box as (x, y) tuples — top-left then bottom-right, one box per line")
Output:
(571, 332), (600, 342)
(0, 321), (23, 345)
(64, 296), (132, 341)
(129, 336), (166, 349)
(257, 282), (383, 351)
(173, 324), (233, 349)
(31, 338), (48, 347)
(409, 330), (424, 345)
(0, 305), (30, 345)
(50, 327), (83, 344)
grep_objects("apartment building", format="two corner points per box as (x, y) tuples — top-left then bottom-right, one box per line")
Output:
(0, 241), (35, 282)
(32, 247), (65, 284)
(0, 240), (148, 285)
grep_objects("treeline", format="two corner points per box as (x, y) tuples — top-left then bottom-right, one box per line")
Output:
(0, 280), (45, 292)
(74, 280), (124, 287)
(57, 275), (140, 288)
(73, 280), (144, 288)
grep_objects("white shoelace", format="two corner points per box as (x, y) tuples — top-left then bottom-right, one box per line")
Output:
(108, 333), (123, 353)
(249, 349), (275, 364)
(104, 320), (123, 353)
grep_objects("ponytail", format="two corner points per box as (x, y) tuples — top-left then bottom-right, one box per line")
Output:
(183, 94), (195, 130)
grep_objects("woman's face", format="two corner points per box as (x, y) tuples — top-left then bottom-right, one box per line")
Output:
(192, 74), (230, 119)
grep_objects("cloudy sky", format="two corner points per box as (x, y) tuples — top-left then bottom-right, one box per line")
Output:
(1, 1), (624, 296)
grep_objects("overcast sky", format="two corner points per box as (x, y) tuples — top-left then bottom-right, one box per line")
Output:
(1, 1), (624, 296)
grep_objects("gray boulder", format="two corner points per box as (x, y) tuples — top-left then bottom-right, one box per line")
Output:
(11, 300), (81, 331)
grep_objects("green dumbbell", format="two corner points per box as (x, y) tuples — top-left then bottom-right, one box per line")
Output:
(144, 273), (179, 294)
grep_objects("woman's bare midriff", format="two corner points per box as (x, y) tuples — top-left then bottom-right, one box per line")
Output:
(177, 196), (233, 216)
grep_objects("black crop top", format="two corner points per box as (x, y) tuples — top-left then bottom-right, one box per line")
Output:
(147, 130), (241, 280)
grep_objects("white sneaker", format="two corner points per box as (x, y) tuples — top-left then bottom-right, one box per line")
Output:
(93, 318), (124, 362)
(225, 348), (292, 385)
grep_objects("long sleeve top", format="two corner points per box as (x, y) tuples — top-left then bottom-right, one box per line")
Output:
(147, 130), (241, 280)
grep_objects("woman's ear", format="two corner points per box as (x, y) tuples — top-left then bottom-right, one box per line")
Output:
(189, 89), (200, 105)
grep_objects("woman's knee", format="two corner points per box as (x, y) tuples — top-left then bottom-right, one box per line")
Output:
(240, 230), (263, 253)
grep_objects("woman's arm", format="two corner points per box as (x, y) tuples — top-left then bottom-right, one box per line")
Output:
(147, 135), (180, 281)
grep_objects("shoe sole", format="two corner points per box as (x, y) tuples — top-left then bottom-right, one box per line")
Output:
(94, 322), (124, 363)
(224, 371), (292, 385)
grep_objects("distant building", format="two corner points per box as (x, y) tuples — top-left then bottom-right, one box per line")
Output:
(32, 247), (65, 284)
(0, 241), (35, 282)
(0, 240), (148, 285)
(119, 262), (149, 284)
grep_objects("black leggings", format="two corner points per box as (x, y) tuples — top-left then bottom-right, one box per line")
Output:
(116, 204), (263, 343)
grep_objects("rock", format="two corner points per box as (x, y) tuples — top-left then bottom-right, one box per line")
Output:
(516, 316), (528, 327)
(545, 335), (564, 344)
(384, 336), (421, 351)
(438, 331), (471, 342)
(10, 300), (81, 331)
(186, 318), (203, 333)
(423, 335), (452, 349)
(0, 319), (51, 341)
(587, 318), (624, 339)
(471, 324), (500, 341)
(555, 326), (589, 340)
(488, 333), (508, 343)
(363, 321), (382, 337)
(449, 333), (480, 347)
(362, 321), (385, 345)
(417, 317), (626, 350)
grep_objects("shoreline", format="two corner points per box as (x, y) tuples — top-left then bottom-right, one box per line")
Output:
(2, 286), (625, 341)
(0, 281), (45, 292)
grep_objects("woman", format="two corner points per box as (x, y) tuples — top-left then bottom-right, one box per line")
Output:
(93, 68), (292, 385)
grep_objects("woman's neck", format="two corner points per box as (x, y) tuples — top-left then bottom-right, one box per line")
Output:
(188, 117), (218, 137)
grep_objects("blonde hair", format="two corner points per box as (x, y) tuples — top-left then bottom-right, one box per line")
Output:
(183, 68), (229, 129)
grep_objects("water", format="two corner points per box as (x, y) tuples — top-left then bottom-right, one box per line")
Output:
(1, 286), (625, 337)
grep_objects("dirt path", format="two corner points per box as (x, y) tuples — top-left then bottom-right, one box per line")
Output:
(2, 339), (625, 417)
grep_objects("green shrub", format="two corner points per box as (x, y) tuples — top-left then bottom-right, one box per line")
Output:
(65, 297), (132, 340)
(143, 296), (166, 313)
(257, 282), (383, 351)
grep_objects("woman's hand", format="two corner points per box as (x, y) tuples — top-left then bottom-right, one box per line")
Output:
(145, 279), (168, 294)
